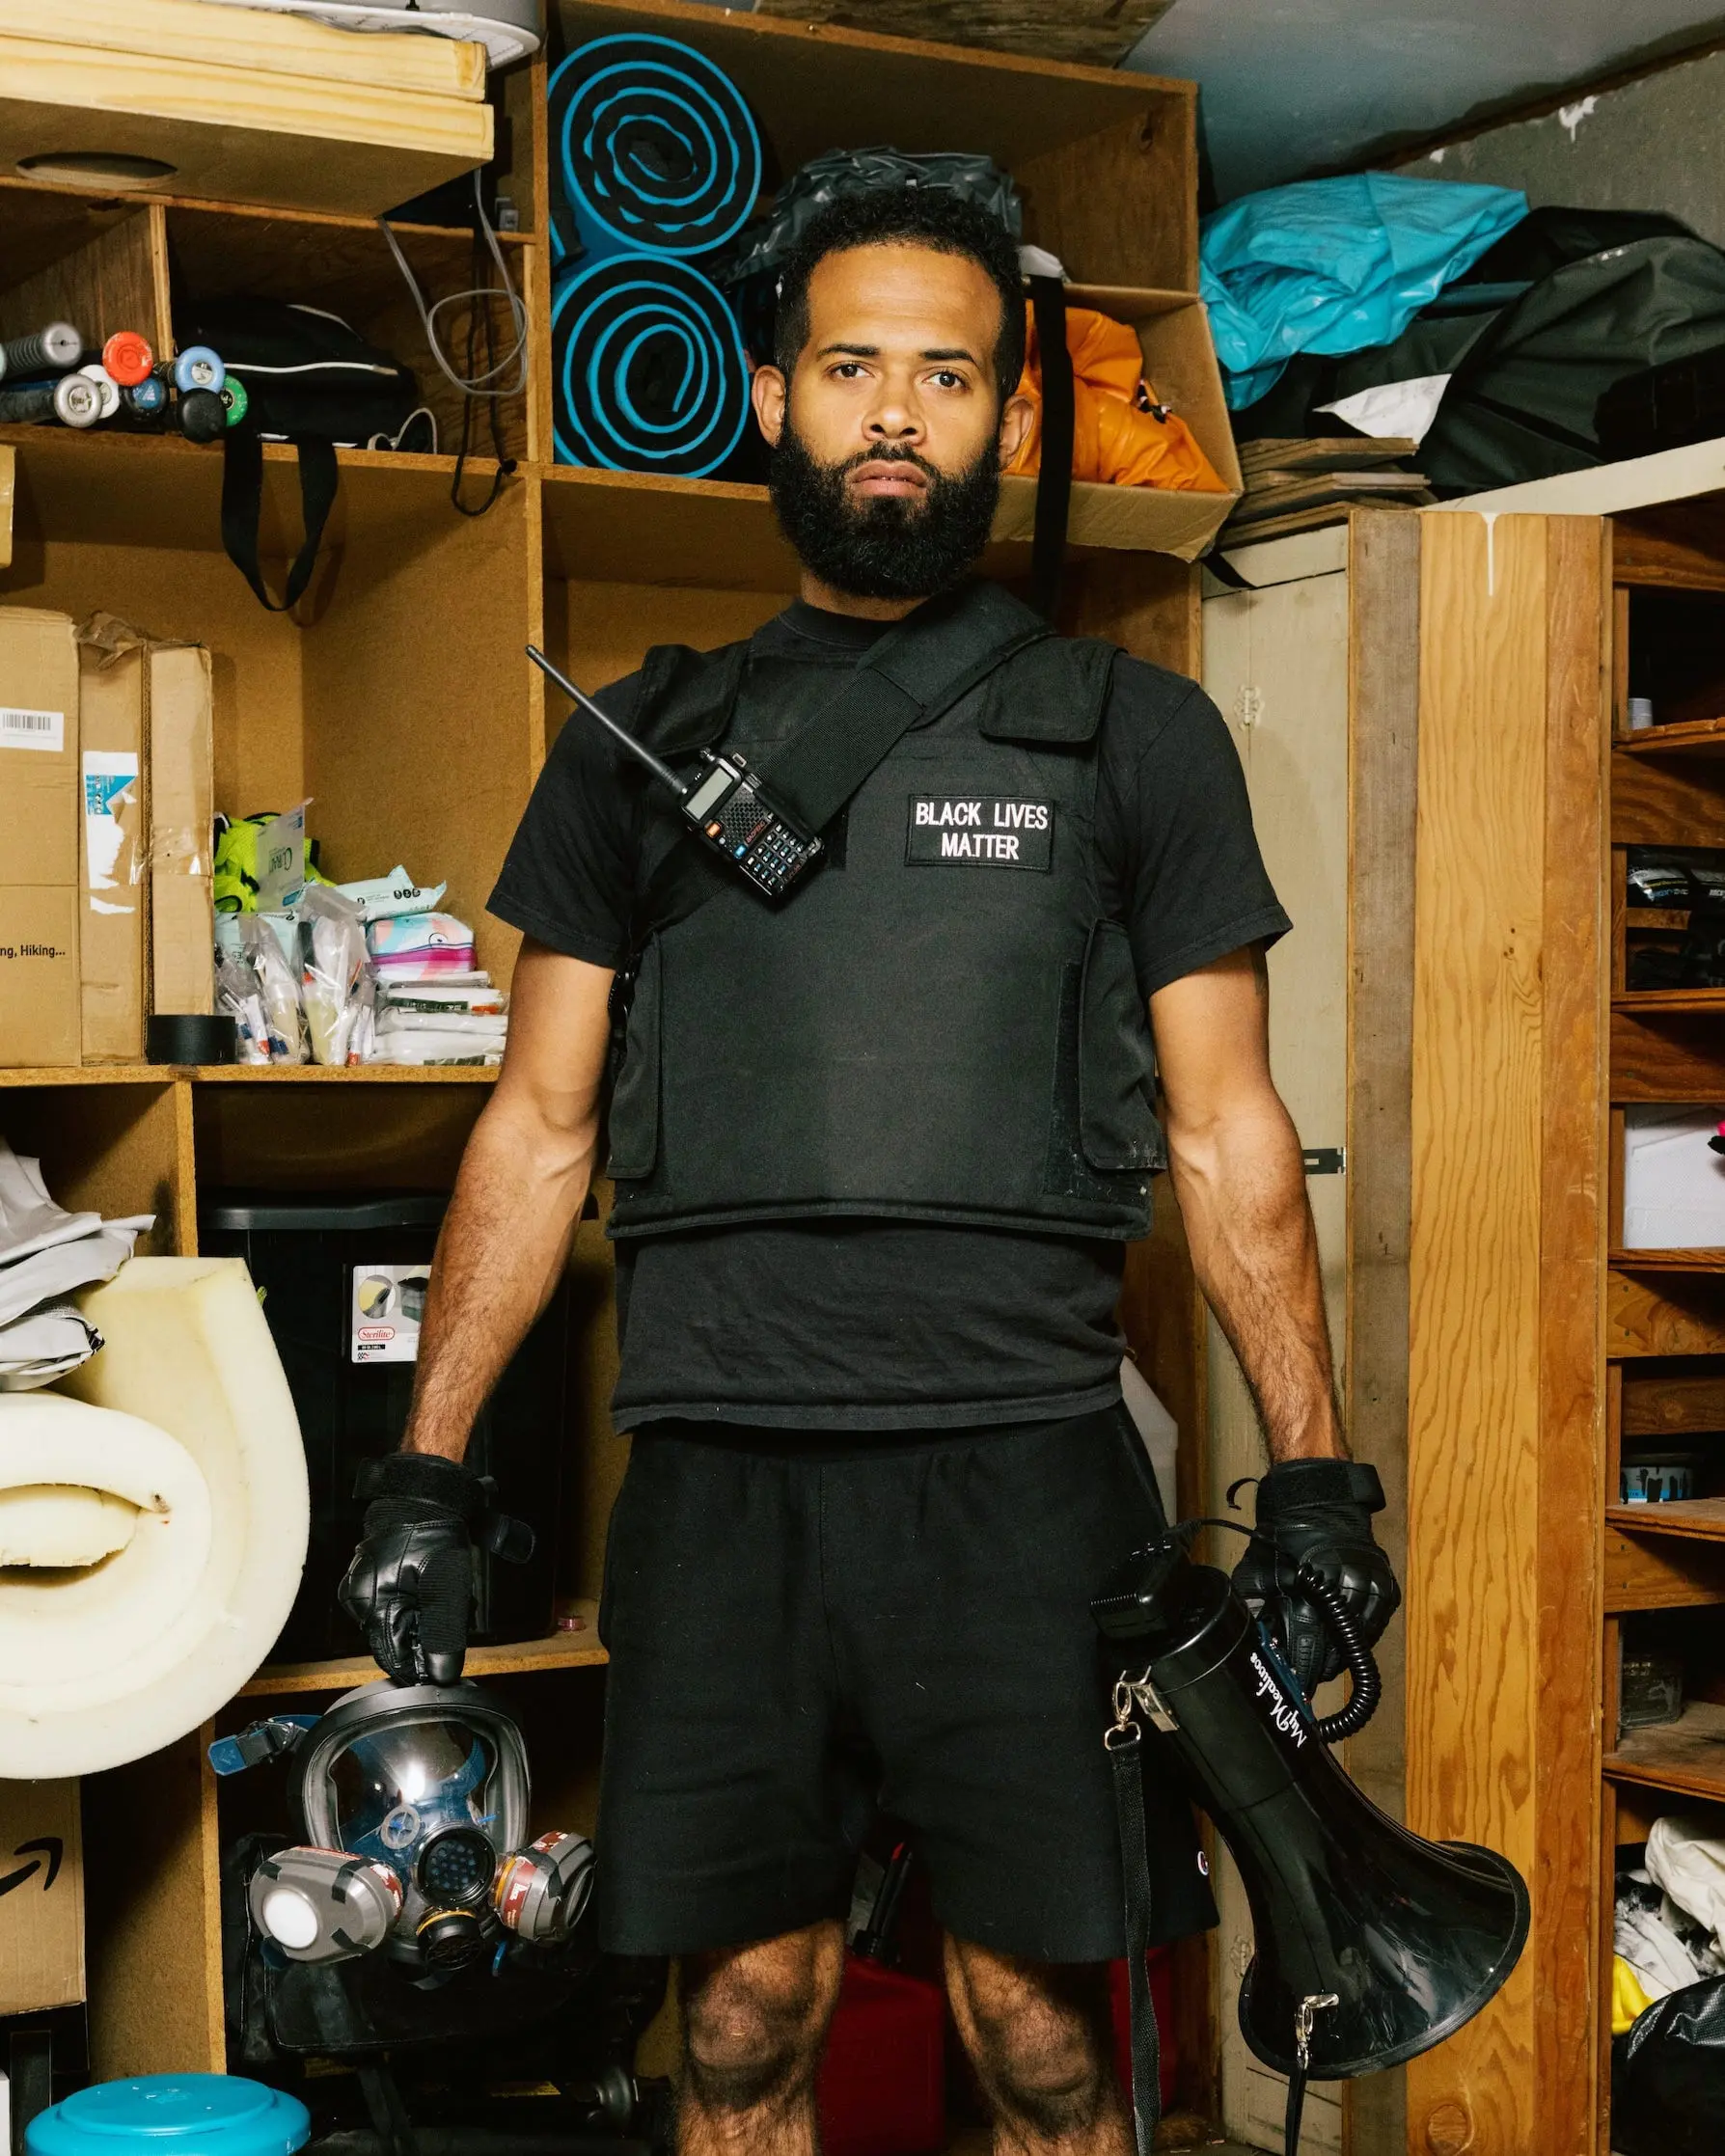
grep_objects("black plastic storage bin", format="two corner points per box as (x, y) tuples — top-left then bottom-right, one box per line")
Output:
(202, 1190), (567, 1664)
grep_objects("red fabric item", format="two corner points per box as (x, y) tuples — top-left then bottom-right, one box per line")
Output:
(816, 1955), (947, 2156)
(1108, 1950), (1178, 2115)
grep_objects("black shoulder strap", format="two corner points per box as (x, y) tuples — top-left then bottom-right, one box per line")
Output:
(221, 430), (339, 614)
(762, 582), (1052, 831)
(1027, 275), (1075, 622)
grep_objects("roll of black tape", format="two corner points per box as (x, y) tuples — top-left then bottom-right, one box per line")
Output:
(147, 1014), (238, 1066)
(552, 254), (751, 478)
(547, 33), (761, 265)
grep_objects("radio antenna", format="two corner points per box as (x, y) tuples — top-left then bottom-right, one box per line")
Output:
(525, 645), (689, 798)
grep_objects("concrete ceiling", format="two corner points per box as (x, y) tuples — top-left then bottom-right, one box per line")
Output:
(1124, 0), (1725, 201)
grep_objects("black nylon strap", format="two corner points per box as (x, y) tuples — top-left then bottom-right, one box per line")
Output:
(759, 591), (1051, 834)
(1027, 275), (1075, 622)
(221, 430), (339, 614)
(1109, 1731), (1162, 2156)
(1285, 2063), (1308, 2154)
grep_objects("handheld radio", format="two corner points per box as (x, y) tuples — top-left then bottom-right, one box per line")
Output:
(526, 645), (822, 899)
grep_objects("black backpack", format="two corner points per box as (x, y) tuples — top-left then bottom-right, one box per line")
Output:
(176, 296), (422, 612)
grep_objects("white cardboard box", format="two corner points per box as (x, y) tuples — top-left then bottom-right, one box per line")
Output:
(1623, 1106), (1725, 1249)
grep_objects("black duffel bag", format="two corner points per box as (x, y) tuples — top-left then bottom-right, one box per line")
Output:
(176, 297), (421, 611)
(1613, 1974), (1725, 2156)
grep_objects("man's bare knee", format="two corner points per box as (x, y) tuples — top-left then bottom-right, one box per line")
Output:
(683, 1924), (844, 2119)
(945, 1939), (1124, 2148)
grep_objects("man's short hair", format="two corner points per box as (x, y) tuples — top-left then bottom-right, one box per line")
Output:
(772, 188), (1027, 401)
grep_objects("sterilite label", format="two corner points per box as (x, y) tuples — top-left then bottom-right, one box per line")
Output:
(351, 1263), (431, 1364)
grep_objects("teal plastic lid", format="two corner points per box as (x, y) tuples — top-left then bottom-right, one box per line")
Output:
(27, 2079), (311, 2156)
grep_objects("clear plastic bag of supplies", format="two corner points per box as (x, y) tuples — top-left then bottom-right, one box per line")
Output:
(235, 915), (306, 1064)
(298, 887), (373, 1068)
(214, 955), (274, 1067)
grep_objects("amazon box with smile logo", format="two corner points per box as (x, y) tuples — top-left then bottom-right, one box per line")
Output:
(0, 1779), (83, 2011)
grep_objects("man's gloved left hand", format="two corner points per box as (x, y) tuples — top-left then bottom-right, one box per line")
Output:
(1230, 1458), (1400, 1695)
(338, 1452), (534, 1686)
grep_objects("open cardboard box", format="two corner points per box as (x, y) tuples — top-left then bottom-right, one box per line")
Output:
(994, 287), (1243, 564)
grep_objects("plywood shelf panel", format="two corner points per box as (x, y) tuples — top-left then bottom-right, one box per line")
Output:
(1, 425), (508, 558)
(1607, 1701), (1725, 1800)
(1606, 1499), (1725, 1541)
(1611, 1007), (1725, 1100)
(1605, 1520), (1725, 1610)
(1612, 1249), (1725, 1273)
(1616, 717), (1725, 757)
(1616, 991), (1725, 1014)
(241, 1601), (605, 1696)
(0, 1065), (498, 1088)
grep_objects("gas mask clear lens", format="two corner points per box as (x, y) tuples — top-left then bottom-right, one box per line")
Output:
(224, 1680), (594, 1972)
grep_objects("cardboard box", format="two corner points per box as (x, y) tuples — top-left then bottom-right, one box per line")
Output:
(77, 640), (148, 1062)
(0, 1778), (84, 2016)
(147, 641), (214, 1019)
(0, 607), (79, 1068)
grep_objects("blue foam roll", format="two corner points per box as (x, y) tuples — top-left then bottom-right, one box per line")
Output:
(547, 34), (761, 266)
(552, 255), (752, 478)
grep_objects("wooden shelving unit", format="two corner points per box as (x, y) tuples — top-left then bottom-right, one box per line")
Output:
(1407, 487), (1725, 2153)
(1, 0), (1224, 2130)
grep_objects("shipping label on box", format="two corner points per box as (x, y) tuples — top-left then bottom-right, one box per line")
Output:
(0, 1779), (83, 2017)
(0, 608), (79, 889)
(0, 887), (79, 1068)
(77, 642), (147, 1062)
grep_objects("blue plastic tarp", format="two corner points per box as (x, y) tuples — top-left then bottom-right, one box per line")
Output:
(1199, 173), (1528, 408)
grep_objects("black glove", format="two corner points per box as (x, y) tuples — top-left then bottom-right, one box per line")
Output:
(337, 1453), (534, 1685)
(1230, 1459), (1400, 1694)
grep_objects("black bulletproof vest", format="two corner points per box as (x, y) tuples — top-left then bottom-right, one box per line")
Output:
(605, 584), (1162, 1242)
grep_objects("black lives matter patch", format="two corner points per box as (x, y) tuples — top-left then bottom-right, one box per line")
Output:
(906, 796), (1054, 870)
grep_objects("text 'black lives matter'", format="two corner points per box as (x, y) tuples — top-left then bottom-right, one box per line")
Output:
(906, 797), (1054, 870)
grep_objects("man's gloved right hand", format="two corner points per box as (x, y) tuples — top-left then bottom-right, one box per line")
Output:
(338, 1453), (513, 1686)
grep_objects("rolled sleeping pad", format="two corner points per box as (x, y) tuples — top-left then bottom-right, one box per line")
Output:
(552, 254), (751, 478)
(547, 33), (761, 265)
(0, 320), (81, 380)
(0, 1258), (310, 1779)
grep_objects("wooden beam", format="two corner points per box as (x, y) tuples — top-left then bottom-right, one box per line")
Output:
(753, 0), (1172, 68)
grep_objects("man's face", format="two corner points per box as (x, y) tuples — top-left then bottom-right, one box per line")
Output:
(753, 242), (1033, 602)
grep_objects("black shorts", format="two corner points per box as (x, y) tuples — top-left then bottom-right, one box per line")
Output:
(593, 1403), (1218, 1963)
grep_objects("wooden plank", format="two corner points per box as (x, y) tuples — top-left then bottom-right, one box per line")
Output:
(1616, 989), (1725, 1013)
(244, 1601), (606, 1696)
(1614, 505), (1725, 591)
(1340, 488), (1420, 2156)
(753, 0), (1171, 68)
(1607, 1700), (1725, 1799)
(1608, 1269), (1725, 1356)
(1612, 1249), (1725, 1272)
(1533, 514), (1608, 2136)
(1624, 1363), (1725, 1434)
(0, 205), (158, 358)
(1611, 750), (1725, 845)
(0, 41), (489, 219)
(1615, 714), (1725, 756)
(1612, 1009), (1725, 1099)
(84, 1728), (223, 2075)
(1605, 1524), (1725, 1609)
(0, 1065), (498, 1088)
(1407, 513), (1551, 2156)
(7, 0), (485, 97)
(1604, 1499), (1725, 1542)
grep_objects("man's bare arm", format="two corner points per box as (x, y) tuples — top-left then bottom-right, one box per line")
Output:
(1149, 945), (1344, 1463)
(403, 940), (615, 1461)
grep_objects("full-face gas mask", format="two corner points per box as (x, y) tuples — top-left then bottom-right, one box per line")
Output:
(212, 1680), (593, 1975)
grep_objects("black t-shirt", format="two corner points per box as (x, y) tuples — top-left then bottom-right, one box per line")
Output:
(490, 598), (1289, 1433)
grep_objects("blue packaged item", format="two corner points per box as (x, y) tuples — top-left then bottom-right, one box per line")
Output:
(547, 34), (761, 267)
(1199, 173), (1528, 408)
(552, 254), (751, 478)
(28, 2078), (310, 2156)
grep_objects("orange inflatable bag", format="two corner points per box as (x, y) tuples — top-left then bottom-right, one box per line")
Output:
(1006, 302), (1229, 493)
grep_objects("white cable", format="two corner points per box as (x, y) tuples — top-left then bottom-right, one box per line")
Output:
(377, 176), (528, 398)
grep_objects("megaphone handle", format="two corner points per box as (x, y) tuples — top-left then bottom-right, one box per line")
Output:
(1293, 1561), (1383, 1742)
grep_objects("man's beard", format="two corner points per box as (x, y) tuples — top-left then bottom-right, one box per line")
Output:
(767, 420), (1001, 601)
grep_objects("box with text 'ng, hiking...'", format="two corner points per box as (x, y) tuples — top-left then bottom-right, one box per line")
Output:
(0, 607), (80, 1067)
